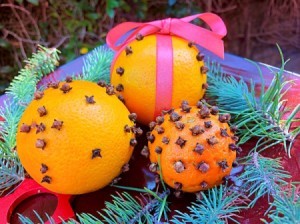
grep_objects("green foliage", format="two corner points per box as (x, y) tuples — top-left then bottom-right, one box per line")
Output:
(171, 185), (247, 224)
(0, 46), (59, 195)
(238, 152), (290, 207)
(6, 45), (60, 104)
(264, 187), (300, 224)
(206, 46), (300, 156)
(77, 45), (114, 83)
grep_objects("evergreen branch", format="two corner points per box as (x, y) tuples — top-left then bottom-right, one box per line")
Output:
(238, 152), (290, 207)
(0, 46), (59, 195)
(263, 186), (300, 224)
(6, 45), (60, 104)
(171, 185), (247, 224)
(77, 45), (114, 83)
(206, 46), (300, 156)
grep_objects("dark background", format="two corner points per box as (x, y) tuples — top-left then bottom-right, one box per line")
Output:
(1, 0), (299, 94)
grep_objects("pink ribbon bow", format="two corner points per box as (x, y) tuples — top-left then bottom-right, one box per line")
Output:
(106, 13), (227, 58)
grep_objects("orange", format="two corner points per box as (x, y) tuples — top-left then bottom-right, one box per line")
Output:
(111, 34), (207, 125)
(147, 102), (238, 193)
(16, 80), (136, 194)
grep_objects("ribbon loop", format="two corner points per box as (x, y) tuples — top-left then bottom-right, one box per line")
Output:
(159, 18), (172, 34)
(106, 13), (227, 58)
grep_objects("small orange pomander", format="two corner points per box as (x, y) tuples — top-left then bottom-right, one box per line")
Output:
(146, 101), (240, 193)
(17, 78), (140, 194)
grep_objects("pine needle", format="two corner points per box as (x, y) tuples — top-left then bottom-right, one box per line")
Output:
(206, 46), (300, 156)
(0, 45), (59, 195)
(238, 152), (290, 207)
(77, 45), (114, 83)
(171, 185), (247, 224)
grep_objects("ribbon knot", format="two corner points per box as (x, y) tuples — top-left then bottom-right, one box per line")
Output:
(106, 13), (227, 58)
(159, 18), (172, 34)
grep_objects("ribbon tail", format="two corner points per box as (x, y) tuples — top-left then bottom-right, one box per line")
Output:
(106, 22), (144, 51)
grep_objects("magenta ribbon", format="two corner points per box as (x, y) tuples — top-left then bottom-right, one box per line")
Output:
(106, 13), (227, 120)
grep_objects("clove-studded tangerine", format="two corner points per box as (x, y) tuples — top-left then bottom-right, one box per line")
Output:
(148, 102), (238, 192)
(16, 80), (136, 194)
(111, 35), (208, 125)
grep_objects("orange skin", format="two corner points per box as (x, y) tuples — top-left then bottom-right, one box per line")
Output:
(111, 35), (207, 125)
(17, 80), (135, 194)
(148, 106), (237, 192)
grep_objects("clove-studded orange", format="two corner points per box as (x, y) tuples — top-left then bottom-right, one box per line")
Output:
(111, 35), (208, 125)
(17, 79), (137, 194)
(147, 101), (239, 193)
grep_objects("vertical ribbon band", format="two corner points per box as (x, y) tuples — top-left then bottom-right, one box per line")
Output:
(154, 35), (173, 119)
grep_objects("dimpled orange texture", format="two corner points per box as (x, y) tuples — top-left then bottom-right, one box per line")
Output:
(17, 80), (135, 194)
(148, 103), (237, 193)
(111, 35), (207, 125)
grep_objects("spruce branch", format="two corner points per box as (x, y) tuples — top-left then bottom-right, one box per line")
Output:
(171, 185), (248, 224)
(77, 45), (114, 83)
(0, 45), (59, 195)
(263, 186), (300, 224)
(6, 45), (60, 104)
(238, 152), (290, 208)
(206, 46), (300, 156)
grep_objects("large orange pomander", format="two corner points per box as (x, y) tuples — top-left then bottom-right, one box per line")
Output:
(147, 102), (239, 193)
(17, 80), (138, 194)
(111, 34), (208, 125)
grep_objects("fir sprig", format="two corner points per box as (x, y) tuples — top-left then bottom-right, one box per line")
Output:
(0, 45), (59, 195)
(6, 45), (60, 104)
(206, 46), (300, 156)
(238, 152), (291, 207)
(77, 45), (114, 83)
(171, 185), (248, 224)
(264, 186), (300, 223)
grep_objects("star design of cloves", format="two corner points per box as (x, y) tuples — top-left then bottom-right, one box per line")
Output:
(20, 123), (31, 133)
(125, 46), (133, 55)
(130, 138), (138, 147)
(85, 95), (96, 104)
(37, 106), (47, 117)
(190, 125), (205, 136)
(193, 143), (204, 154)
(156, 126), (165, 134)
(122, 163), (130, 172)
(141, 145), (149, 158)
(156, 116), (164, 125)
(36, 139), (46, 149)
(116, 67), (124, 76)
(60, 83), (72, 93)
(65, 76), (73, 83)
(97, 80), (106, 87)
(149, 163), (158, 172)
(174, 160), (185, 173)
(149, 121), (156, 131)
(197, 161), (210, 173)
(170, 112), (182, 122)
(175, 121), (185, 130)
(220, 128), (229, 137)
(36, 123), (46, 134)
(155, 146), (162, 154)
(51, 119), (63, 130)
(196, 52), (205, 61)
(218, 160), (229, 171)
(34, 91), (44, 100)
(92, 148), (102, 159)
(40, 163), (48, 174)
(162, 136), (170, 144)
(116, 84), (124, 92)
(207, 136), (218, 145)
(106, 85), (115, 95)
(200, 66), (209, 74)
(204, 121), (212, 128)
(41, 176), (51, 184)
